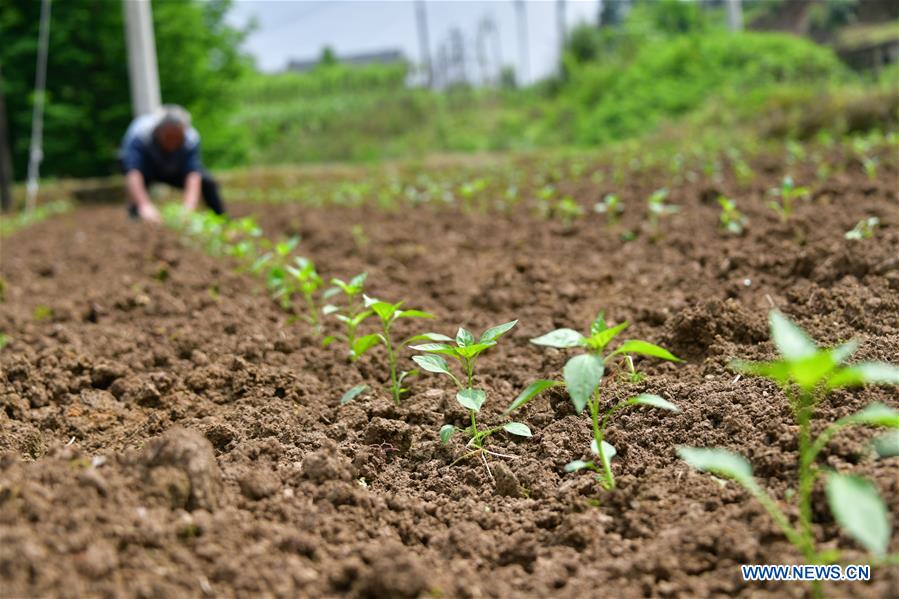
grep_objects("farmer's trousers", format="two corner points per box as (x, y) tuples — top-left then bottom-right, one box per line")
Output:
(126, 167), (226, 216)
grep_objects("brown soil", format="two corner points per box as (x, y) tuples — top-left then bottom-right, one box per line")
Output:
(1, 158), (898, 598)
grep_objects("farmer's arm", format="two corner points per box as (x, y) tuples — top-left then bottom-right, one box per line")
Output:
(184, 171), (201, 211)
(182, 142), (202, 211)
(122, 139), (161, 223)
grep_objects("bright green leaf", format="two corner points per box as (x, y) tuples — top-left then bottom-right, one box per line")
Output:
(591, 439), (616, 460)
(412, 354), (453, 376)
(352, 334), (382, 357)
(529, 328), (585, 349)
(439, 424), (456, 444)
(586, 321), (629, 352)
(563, 354), (605, 413)
(769, 311), (817, 360)
(456, 388), (486, 412)
(627, 393), (680, 412)
(340, 384), (368, 405)
(611, 340), (682, 362)
(480, 320), (518, 343)
(843, 403), (899, 428)
(397, 310), (434, 319)
(677, 446), (756, 487)
(826, 473), (890, 555)
(455, 342), (496, 359)
(828, 362), (899, 388)
(502, 422), (532, 437)
(456, 328), (475, 347)
(504, 379), (563, 414)
(564, 460), (594, 473)
(873, 431), (899, 458)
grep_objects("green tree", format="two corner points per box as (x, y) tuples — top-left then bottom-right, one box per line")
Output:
(0, 0), (250, 179)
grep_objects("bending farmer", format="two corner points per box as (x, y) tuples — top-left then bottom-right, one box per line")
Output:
(120, 104), (225, 223)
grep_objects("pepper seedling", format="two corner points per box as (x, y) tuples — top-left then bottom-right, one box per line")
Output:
(284, 256), (324, 330)
(768, 176), (809, 223)
(718, 196), (747, 235)
(251, 236), (300, 310)
(593, 193), (623, 226)
(679, 311), (899, 589)
(347, 295), (434, 404)
(322, 273), (371, 360)
(524, 312), (682, 489)
(411, 321), (531, 468)
(844, 217), (879, 241)
(646, 188), (679, 239)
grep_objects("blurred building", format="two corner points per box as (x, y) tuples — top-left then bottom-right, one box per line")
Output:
(287, 49), (407, 72)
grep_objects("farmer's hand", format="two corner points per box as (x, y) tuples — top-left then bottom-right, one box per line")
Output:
(138, 202), (162, 224)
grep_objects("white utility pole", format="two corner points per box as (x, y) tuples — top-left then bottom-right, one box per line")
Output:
(514, 0), (529, 86)
(726, 0), (743, 32)
(123, 0), (161, 117)
(415, 0), (433, 88)
(25, 0), (52, 214)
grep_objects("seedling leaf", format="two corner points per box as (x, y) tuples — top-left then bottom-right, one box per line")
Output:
(530, 328), (584, 348)
(591, 438), (616, 460)
(456, 388), (486, 412)
(826, 473), (890, 555)
(677, 446), (755, 488)
(611, 340), (681, 362)
(352, 334), (382, 357)
(456, 328), (475, 347)
(843, 403), (899, 428)
(828, 362), (899, 388)
(586, 321), (629, 352)
(340, 384), (368, 405)
(565, 460), (593, 472)
(502, 422), (532, 437)
(563, 354), (605, 413)
(873, 431), (899, 458)
(626, 394), (679, 412)
(455, 342), (497, 359)
(769, 311), (817, 360)
(505, 379), (563, 414)
(480, 320), (518, 343)
(406, 332), (454, 343)
(439, 424), (456, 444)
(412, 354), (453, 376)
(397, 310), (434, 319)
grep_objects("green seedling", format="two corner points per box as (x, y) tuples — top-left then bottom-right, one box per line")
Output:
(861, 157), (878, 181)
(322, 273), (371, 359)
(285, 257), (324, 329)
(679, 311), (899, 594)
(33, 305), (53, 321)
(647, 188), (679, 239)
(0, 333), (8, 350)
(525, 312), (682, 489)
(844, 217), (879, 241)
(349, 295), (433, 404)
(768, 176), (809, 223)
(717, 196), (747, 235)
(411, 321), (529, 467)
(252, 236), (300, 310)
(554, 196), (585, 227)
(594, 193), (623, 226)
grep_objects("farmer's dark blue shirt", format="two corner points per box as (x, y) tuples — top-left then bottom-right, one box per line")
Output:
(120, 114), (202, 180)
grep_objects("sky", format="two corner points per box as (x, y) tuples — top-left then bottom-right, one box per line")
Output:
(226, 0), (602, 84)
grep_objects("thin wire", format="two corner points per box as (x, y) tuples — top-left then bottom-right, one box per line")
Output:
(25, 0), (52, 214)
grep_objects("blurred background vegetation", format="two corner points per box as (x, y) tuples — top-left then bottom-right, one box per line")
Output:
(1, 0), (897, 179)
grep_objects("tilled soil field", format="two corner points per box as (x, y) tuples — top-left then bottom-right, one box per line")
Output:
(1, 160), (898, 598)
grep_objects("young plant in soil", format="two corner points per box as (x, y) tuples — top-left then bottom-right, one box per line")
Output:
(411, 321), (531, 468)
(284, 256), (324, 330)
(322, 273), (371, 359)
(679, 311), (899, 594)
(594, 193), (623, 226)
(844, 217), (879, 241)
(646, 188), (679, 240)
(717, 196), (747, 235)
(252, 236), (300, 310)
(526, 312), (682, 489)
(768, 175), (809, 223)
(348, 295), (434, 404)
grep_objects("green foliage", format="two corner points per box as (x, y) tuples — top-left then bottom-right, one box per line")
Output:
(0, 201), (72, 237)
(0, 0), (250, 178)
(646, 188), (679, 239)
(844, 216), (879, 240)
(412, 321), (529, 453)
(593, 193), (623, 226)
(718, 196), (747, 235)
(680, 310), (899, 568)
(768, 176), (810, 222)
(528, 312), (681, 489)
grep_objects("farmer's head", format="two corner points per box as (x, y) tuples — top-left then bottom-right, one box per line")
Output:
(153, 105), (191, 153)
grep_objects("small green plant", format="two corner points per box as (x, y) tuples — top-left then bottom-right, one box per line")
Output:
(593, 193), (623, 226)
(251, 236), (300, 310)
(285, 257), (324, 329)
(768, 176), (809, 223)
(646, 188), (679, 239)
(554, 196), (585, 227)
(525, 312), (682, 489)
(33, 305), (53, 321)
(348, 295), (434, 404)
(717, 196), (747, 235)
(861, 157), (878, 181)
(679, 311), (899, 593)
(322, 273), (370, 359)
(0, 333), (8, 350)
(411, 321), (531, 464)
(844, 217), (879, 241)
